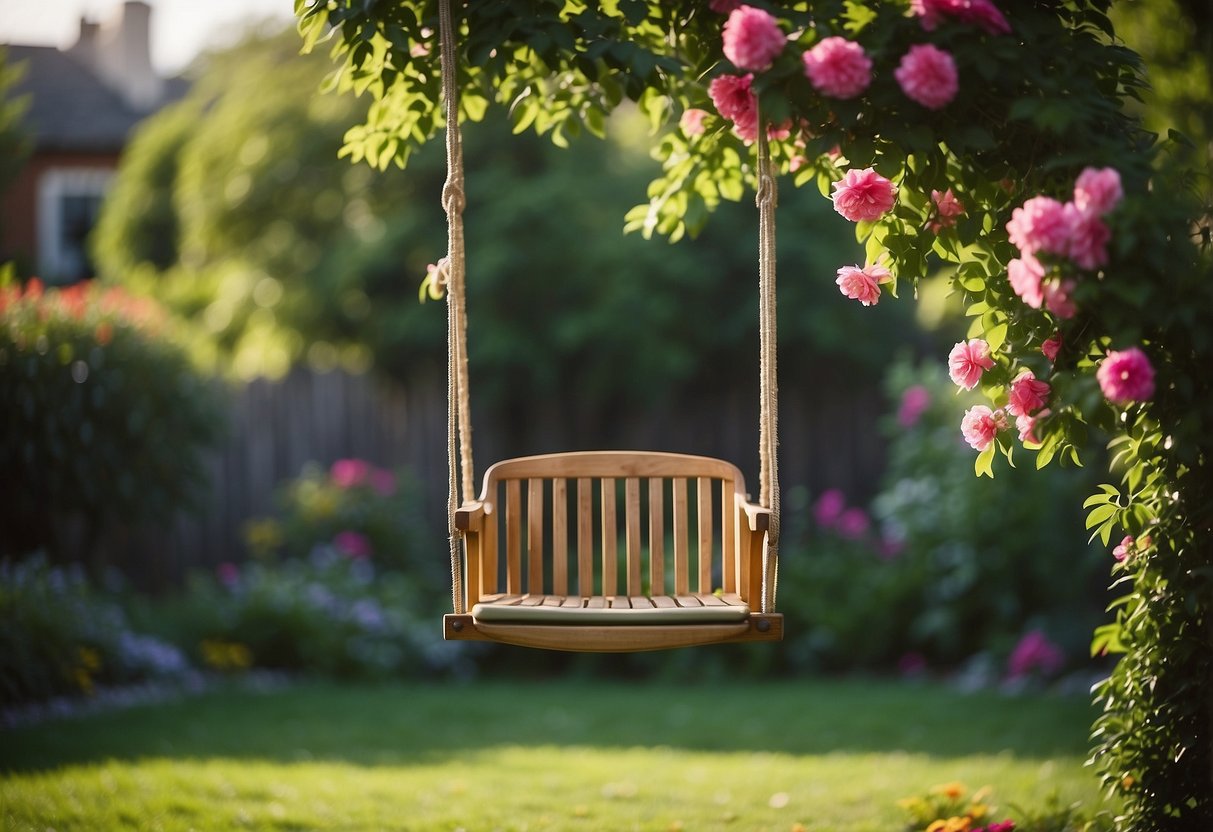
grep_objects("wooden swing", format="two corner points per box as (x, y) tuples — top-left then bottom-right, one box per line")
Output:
(436, 0), (782, 652)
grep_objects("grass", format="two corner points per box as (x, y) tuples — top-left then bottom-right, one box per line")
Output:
(1, 678), (1102, 831)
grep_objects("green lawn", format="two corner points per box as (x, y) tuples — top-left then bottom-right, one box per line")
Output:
(1, 678), (1102, 831)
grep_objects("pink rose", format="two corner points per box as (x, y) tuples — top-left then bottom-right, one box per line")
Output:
(947, 338), (995, 390)
(1007, 630), (1064, 679)
(929, 188), (964, 233)
(1097, 347), (1156, 404)
(1043, 278), (1078, 319)
(835, 262), (891, 306)
(723, 6), (786, 71)
(837, 507), (870, 540)
(1112, 535), (1135, 562)
(1007, 254), (1045, 309)
(898, 384), (931, 427)
(1064, 203), (1110, 270)
(912, 0), (1011, 35)
(333, 530), (373, 560)
(1041, 332), (1062, 362)
(1006, 370), (1050, 417)
(1073, 166), (1123, 215)
(1015, 409), (1047, 445)
(813, 489), (846, 528)
(960, 405), (1000, 452)
(802, 36), (872, 99)
(331, 458), (371, 488)
(831, 168), (897, 222)
(680, 108), (709, 136)
(708, 73), (756, 123)
(1006, 196), (1071, 256)
(894, 44), (959, 110)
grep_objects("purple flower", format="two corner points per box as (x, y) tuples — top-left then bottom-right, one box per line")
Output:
(333, 530), (373, 560)
(837, 507), (871, 540)
(217, 562), (240, 588)
(1007, 630), (1064, 678)
(813, 489), (846, 528)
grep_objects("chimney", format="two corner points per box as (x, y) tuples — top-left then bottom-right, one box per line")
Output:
(69, 18), (100, 66)
(90, 1), (164, 111)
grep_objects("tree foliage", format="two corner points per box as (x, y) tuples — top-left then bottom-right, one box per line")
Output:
(300, 1), (1213, 826)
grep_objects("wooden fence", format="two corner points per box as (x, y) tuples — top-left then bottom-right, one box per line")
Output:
(137, 366), (888, 587)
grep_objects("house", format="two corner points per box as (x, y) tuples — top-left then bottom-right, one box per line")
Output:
(1, 1), (186, 283)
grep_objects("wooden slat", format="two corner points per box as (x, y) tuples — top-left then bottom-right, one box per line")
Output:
(629, 596), (655, 609)
(648, 477), (664, 594)
(610, 596), (631, 609)
(577, 478), (593, 595)
(650, 595), (677, 608)
(541, 595), (564, 606)
(601, 478), (617, 596)
(552, 478), (568, 596)
(698, 593), (726, 606)
(560, 596), (584, 608)
(484, 485), (498, 595)
(527, 478), (544, 594)
(586, 596), (606, 609)
(673, 478), (689, 595)
(464, 529), (481, 608)
(520, 595), (544, 606)
(721, 478), (735, 594)
(674, 594), (702, 607)
(697, 477), (713, 593)
(483, 451), (742, 482)
(506, 480), (522, 594)
(625, 478), (641, 595)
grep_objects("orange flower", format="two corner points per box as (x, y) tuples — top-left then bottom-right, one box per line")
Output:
(931, 781), (967, 800)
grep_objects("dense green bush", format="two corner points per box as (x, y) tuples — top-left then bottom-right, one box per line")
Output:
(0, 276), (223, 560)
(146, 550), (463, 680)
(780, 358), (1107, 675)
(0, 555), (190, 706)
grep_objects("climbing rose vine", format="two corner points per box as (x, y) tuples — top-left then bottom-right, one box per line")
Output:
(304, 2), (1213, 827)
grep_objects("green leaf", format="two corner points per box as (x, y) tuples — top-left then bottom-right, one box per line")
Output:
(1091, 622), (1126, 657)
(1085, 503), (1117, 530)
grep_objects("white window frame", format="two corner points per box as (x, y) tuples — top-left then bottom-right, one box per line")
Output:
(36, 167), (115, 282)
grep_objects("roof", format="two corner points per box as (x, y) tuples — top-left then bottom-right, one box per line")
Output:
(3, 44), (188, 154)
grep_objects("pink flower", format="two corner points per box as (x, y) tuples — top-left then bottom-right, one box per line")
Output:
(708, 73), (756, 122)
(831, 168), (897, 222)
(331, 458), (371, 488)
(1112, 535), (1135, 562)
(1064, 204), (1111, 270)
(1006, 196), (1071, 256)
(1097, 347), (1156, 405)
(217, 562), (240, 588)
(1015, 409), (1047, 445)
(709, 0), (743, 13)
(333, 530), (373, 560)
(983, 821), (1017, 832)
(1007, 255), (1045, 309)
(898, 652), (927, 676)
(947, 338), (994, 390)
(1041, 332), (1062, 362)
(929, 188), (964, 233)
(878, 535), (906, 560)
(894, 44), (959, 110)
(1073, 166), (1123, 215)
(1043, 278), (1078, 319)
(369, 468), (397, 496)
(1007, 630), (1064, 678)
(960, 405), (1000, 452)
(912, 0), (1011, 35)
(1006, 370), (1050, 417)
(813, 489), (846, 528)
(837, 507), (870, 540)
(835, 262), (891, 306)
(802, 36), (872, 99)
(680, 108), (709, 136)
(898, 384), (931, 427)
(723, 6), (786, 71)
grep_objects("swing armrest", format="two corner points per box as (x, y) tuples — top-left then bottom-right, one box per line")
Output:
(736, 497), (770, 533)
(455, 501), (488, 532)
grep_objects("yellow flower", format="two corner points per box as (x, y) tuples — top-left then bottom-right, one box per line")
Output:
(78, 646), (102, 671)
(201, 639), (254, 671)
(967, 802), (989, 820)
(926, 816), (971, 832)
(243, 518), (284, 556)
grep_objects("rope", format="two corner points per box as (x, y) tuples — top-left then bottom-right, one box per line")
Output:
(439, 0), (473, 614)
(755, 123), (780, 614)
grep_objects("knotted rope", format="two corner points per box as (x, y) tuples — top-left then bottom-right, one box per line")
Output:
(756, 124), (780, 614)
(439, 0), (473, 614)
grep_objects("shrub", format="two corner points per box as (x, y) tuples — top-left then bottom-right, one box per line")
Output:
(0, 555), (189, 706)
(158, 549), (461, 679)
(0, 276), (223, 559)
(780, 359), (1107, 675)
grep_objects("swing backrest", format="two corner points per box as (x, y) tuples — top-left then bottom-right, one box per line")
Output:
(454, 451), (769, 609)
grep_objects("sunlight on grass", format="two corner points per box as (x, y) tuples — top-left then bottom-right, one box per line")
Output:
(1, 680), (1101, 831)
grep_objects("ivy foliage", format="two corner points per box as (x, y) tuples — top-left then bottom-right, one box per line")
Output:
(303, 1), (1213, 827)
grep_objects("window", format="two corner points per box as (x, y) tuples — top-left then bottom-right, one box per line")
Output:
(37, 168), (114, 284)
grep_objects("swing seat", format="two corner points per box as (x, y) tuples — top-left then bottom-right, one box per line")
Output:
(443, 451), (783, 652)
